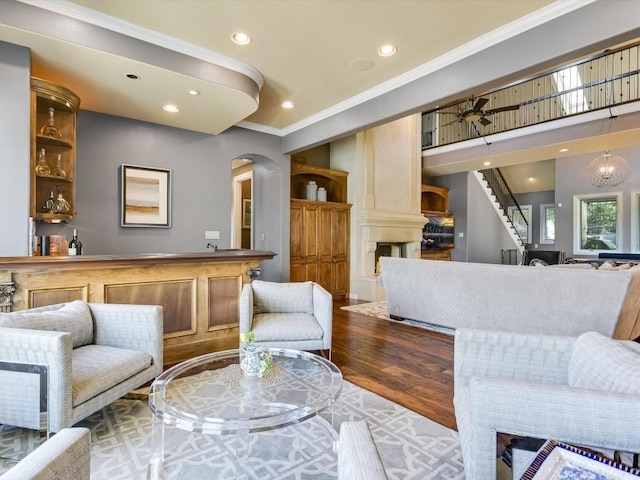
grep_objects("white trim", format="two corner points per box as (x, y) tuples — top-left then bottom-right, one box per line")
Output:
(232, 171), (253, 249)
(539, 203), (555, 244)
(573, 192), (623, 255)
(631, 191), (640, 253)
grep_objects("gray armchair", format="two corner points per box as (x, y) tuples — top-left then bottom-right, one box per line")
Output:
(453, 328), (640, 480)
(0, 300), (163, 432)
(1, 427), (91, 480)
(239, 280), (332, 358)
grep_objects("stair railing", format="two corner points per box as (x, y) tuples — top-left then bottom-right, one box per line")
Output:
(479, 168), (528, 245)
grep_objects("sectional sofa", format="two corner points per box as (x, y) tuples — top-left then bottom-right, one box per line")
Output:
(380, 257), (640, 339)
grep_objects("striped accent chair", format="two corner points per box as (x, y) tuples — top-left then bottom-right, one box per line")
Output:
(454, 328), (640, 480)
(239, 280), (332, 359)
(0, 301), (163, 433)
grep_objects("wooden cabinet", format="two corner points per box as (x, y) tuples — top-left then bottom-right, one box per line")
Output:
(421, 184), (452, 261)
(30, 77), (80, 224)
(290, 164), (351, 298)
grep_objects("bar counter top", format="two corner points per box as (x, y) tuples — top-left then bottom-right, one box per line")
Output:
(0, 249), (277, 270)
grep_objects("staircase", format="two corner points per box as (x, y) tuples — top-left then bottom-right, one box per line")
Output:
(471, 169), (526, 257)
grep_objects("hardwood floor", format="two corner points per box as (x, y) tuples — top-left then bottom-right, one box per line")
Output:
(331, 297), (457, 431)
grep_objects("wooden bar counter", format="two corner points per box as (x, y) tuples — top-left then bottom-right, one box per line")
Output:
(0, 250), (276, 366)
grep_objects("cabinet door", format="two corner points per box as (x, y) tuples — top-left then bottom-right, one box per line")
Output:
(332, 260), (349, 297)
(331, 206), (349, 258)
(302, 204), (320, 260)
(290, 203), (304, 259)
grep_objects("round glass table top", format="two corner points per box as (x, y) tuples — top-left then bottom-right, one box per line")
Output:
(149, 348), (343, 434)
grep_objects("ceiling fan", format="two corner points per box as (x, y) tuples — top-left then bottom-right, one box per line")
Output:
(439, 97), (520, 129)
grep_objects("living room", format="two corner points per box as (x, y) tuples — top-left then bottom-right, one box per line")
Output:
(2, 1), (640, 479)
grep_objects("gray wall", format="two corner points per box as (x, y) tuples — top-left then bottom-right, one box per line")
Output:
(555, 146), (640, 258)
(511, 190), (556, 250)
(0, 41), (31, 256)
(36, 111), (290, 281)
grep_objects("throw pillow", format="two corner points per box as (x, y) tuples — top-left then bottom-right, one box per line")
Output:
(0, 300), (94, 348)
(251, 280), (314, 314)
(568, 331), (640, 395)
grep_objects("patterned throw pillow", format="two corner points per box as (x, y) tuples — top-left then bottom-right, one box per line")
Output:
(0, 300), (94, 348)
(251, 280), (314, 314)
(568, 331), (640, 395)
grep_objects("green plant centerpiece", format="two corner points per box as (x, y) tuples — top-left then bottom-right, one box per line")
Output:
(239, 331), (273, 377)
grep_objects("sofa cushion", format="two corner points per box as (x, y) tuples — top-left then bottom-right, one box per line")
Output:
(0, 300), (93, 348)
(252, 312), (324, 342)
(568, 331), (640, 395)
(251, 280), (314, 314)
(71, 344), (152, 407)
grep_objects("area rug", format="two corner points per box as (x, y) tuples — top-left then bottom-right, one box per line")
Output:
(341, 301), (455, 336)
(0, 381), (464, 479)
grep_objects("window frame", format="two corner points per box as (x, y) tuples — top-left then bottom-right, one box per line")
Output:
(508, 204), (532, 245)
(539, 203), (555, 244)
(573, 192), (623, 255)
(631, 191), (640, 253)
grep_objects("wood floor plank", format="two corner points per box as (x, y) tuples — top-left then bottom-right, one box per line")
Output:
(332, 298), (457, 430)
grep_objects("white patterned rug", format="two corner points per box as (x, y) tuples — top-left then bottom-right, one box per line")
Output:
(0, 381), (464, 479)
(341, 301), (455, 336)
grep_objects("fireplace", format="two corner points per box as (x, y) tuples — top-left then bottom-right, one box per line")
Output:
(375, 242), (408, 274)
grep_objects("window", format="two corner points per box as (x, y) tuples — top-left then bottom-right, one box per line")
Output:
(573, 193), (622, 254)
(508, 205), (532, 244)
(540, 204), (555, 244)
(631, 192), (640, 253)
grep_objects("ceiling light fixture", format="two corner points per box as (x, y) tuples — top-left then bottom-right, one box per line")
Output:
(231, 32), (251, 45)
(378, 45), (397, 57)
(162, 104), (179, 113)
(559, 148), (569, 153)
(586, 151), (630, 187)
(281, 101), (294, 109)
(483, 161), (491, 166)
(187, 89), (200, 96)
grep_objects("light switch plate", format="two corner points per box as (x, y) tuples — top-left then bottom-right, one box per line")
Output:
(205, 231), (220, 240)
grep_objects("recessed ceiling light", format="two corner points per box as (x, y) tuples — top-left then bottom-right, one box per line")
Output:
(378, 45), (397, 57)
(559, 148), (569, 153)
(281, 101), (294, 109)
(125, 73), (140, 80)
(231, 32), (251, 45)
(528, 177), (536, 182)
(187, 89), (200, 96)
(483, 161), (491, 166)
(162, 104), (179, 113)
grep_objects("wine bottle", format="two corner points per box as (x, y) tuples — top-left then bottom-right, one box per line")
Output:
(68, 229), (83, 256)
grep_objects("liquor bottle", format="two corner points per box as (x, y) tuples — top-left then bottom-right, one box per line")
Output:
(68, 229), (82, 256)
(53, 154), (66, 177)
(43, 191), (55, 213)
(35, 148), (50, 175)
(40, 107), (61, 138)
(52, 189), (71, 214)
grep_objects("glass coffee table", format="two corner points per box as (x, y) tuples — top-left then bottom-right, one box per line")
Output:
(147, 348), (343, 479)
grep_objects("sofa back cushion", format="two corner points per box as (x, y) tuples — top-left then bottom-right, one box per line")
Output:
(251, 280), (314, 314)
(0, 300), (94, 348)
(568, 331), (640, 395)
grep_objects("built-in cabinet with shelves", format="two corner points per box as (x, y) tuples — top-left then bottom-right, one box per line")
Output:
(290, 164), (351, 298)
(421, 184), (452, 261)
(30, 77), (80, 224)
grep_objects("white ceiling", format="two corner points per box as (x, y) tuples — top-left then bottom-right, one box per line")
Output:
(0, 0), (555, 135)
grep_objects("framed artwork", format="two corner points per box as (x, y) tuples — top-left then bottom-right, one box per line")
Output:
(120, 164), (171, 228)
(242, 199), (252, 229)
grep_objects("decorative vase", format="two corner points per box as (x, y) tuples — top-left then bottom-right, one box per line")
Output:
(240, 343), (262, 376)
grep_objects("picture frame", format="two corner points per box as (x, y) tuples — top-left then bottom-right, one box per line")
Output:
(242, 199), (252, 229)
(120, 164), (171, 228)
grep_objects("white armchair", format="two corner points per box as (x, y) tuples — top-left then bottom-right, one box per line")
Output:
(0, 300), (163, 433)
(338, 421), (388, 480)
(453, 328), (640, 480)
(239, 280), (332, 357)
(1, 427), (91, 480)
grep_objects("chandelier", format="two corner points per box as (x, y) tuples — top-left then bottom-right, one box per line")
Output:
(585, 151), (630, 187)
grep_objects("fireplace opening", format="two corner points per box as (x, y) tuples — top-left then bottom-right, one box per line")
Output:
(375, 242), (408, 274)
